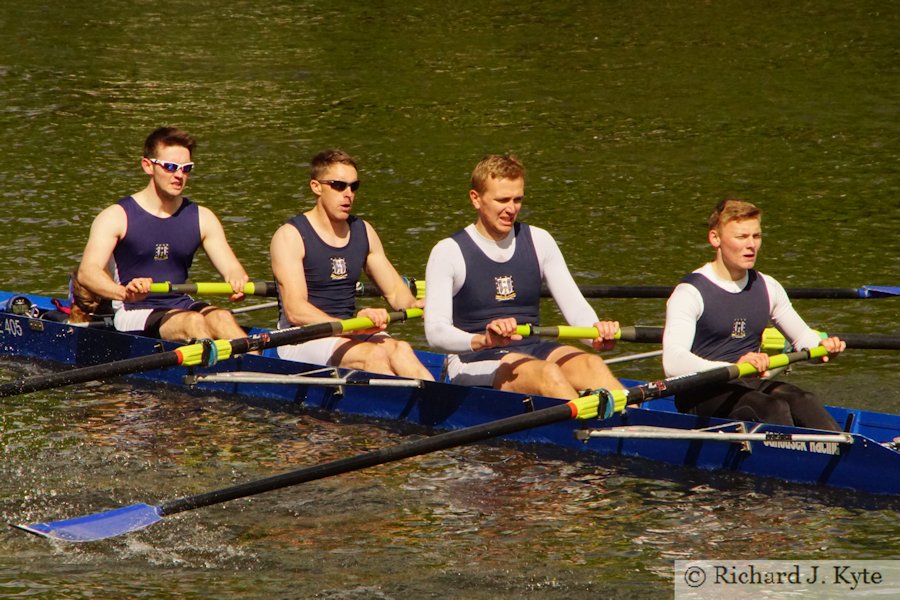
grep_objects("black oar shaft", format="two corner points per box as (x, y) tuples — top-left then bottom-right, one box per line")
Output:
(161, 349), (818, 516)
(836, 333), (900, 350)
(357, 281), (892, 300)
(160, 280), (895, 300)
(159, 402), (575, 516)
(620, 327), (899, 350)
(618, 326), (666, 344)
(0, 311), (415, 399)
(0, 352), (181, 398)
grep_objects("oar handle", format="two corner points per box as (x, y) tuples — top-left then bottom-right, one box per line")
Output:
(515, 324), (604, 339)
(514, 324), (666, 344)
(149, 281), (279, 297)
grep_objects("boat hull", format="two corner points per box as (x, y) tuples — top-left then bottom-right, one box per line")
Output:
(1, 291), (898, 496)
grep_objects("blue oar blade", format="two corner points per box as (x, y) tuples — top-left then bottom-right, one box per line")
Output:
(14, 503), (163, 542)
(861, 286), (900, 298)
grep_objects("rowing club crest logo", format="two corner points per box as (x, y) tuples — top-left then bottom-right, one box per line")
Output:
(330, 256), (348, 280)
(495, 275), (516, 301)
(731, 318), (747, 339)
(154, 243), (170, 261)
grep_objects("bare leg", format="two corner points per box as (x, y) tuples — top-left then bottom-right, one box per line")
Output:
(547, 346), (624, 392)
(493, 353), (579, 399)
(331, 338), (433, 380)
(199, 306), (248, 339)
(157, 310), (214, 341)
(382, 339), (435, 380)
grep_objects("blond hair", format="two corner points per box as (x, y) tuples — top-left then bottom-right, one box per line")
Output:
(470, 154), (526, 194)
(708, 198), (762, 231)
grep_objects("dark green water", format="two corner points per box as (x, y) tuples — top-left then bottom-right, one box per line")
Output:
(1, 1), (897, 597)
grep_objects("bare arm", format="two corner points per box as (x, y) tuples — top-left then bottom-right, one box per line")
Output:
(362, 221), (421, 311)
(77, 204), (151, 302)
(270, 223), (337, 325)
(198, 206), (248, 301)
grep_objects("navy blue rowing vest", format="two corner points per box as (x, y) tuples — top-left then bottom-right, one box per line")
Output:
(683, 269), (770, 363)
(281, 214), (369, 321)
(113, 196), (200, 310)
(451, 223), (542, 334)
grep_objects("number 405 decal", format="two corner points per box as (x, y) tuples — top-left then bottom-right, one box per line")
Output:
(3, 318), (24, 337)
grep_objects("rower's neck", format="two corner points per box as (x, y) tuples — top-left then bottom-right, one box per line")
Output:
(132, 187), (183, 217)
(711, 257), (748, 283)
(306, 206), (351, 245)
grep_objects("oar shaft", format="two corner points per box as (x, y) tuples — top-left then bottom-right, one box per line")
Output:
(159, 401), (575, 516)
(17, 344), (830, 542)
(154, 280), (898, 300)
(0, 309), (421, 399)
(761, 329), (900, 351)
(161, 346), (825, 515)
(0, 351), (181, 398)
(837, 333), (900, 350)
(356, 281), (898, 300)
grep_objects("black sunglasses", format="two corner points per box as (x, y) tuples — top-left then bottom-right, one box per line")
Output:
(319, 179), (360, 192)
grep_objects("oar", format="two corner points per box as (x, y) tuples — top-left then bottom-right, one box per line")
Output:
(761, 329), (900, 352)
(0, 309), (422, 399)
(149, 281), (279, 297)
(14, 346), (826, 542)
(515, 324), (662, 343)
(517, 324), (900, 351)
(159, 280), (900, 301)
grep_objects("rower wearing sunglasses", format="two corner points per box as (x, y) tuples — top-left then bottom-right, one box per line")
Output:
(270, 149), (433, 380)
(76, 126), (250, 341)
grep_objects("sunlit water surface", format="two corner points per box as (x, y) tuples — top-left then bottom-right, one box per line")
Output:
(0, 1), (897, 597)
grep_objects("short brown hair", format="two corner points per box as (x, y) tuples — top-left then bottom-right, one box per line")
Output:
(143, 127), (196, 158)
(470, 154), (526, 194)
(310, 148), (358, 181)
(708, 198), (762, 230)
(68, 270), (113, 323)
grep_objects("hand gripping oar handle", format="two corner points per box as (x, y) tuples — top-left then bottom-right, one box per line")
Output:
(14, 345), (825, 542)
(0, 309), (422, 399)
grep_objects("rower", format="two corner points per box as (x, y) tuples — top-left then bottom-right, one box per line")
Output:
(662, 198), (845, 430)
(270, 149), (434, 380)
(424, 154), (623, 399)
(76, 127), (251, 342)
